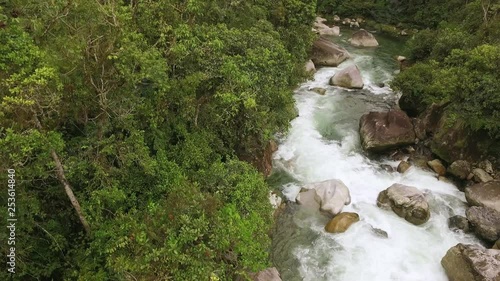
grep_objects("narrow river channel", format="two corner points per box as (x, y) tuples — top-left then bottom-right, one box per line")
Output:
(270, 32), (479, 281)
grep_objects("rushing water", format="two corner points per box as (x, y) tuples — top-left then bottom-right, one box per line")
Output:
(270, 32), (478, 281)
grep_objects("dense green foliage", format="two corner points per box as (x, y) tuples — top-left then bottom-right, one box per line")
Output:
(391, 0), (500, 138)
(0, 1), (316, 280)
(317, 0), (490, 28)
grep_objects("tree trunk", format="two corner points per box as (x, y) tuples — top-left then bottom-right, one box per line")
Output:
(33, 114), (91, 234)
(50, 150), (91, 234)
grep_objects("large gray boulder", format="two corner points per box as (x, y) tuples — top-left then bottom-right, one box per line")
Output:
(466, 206), (500, 242)
(466, 180), (500, 213)
(349, 29), (379, 47)
(359, 110), (416, 152)
(377, 184), (430, 225)
(296, 179), (351, 216)
(329, 65), (364, 89)
(311, 36), (350, 67)
(441, 243), (500, 281)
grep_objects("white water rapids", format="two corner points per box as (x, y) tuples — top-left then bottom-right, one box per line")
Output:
(270, 35), (478, 281)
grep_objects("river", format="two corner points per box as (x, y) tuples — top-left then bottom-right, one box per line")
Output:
(269, 32), (479, 281)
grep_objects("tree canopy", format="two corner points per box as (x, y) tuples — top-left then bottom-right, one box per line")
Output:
(0, 1), (316, 280)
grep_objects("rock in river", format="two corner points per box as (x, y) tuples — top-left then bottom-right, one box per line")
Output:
(427, 159), (447, 176)
(397, 161), (411, 173)
(349, 29), (379, 47)
(296, 179), (351, 217)
(359, 109), (416, 152)
(325, 212), (360, 233)
(466, 206), (500, 242)
(311, 36), (350, 67)
(441, 243), (500, 281)
(314, 21), (340, 36)
(329, 65), (364, 89)
(377, 184), (430, 225)
(448, 215), (470, 233)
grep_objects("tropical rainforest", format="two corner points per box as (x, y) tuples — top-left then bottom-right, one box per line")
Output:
(0, 0), (499, 280)
(0, 0), (316, 280)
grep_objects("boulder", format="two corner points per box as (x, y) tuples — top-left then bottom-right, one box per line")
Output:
(359, 110), (416, 152)
(333, 15), (341, 22)
(494, 240), (500, 250)
(448, 215), (470, 233)
(310, 87), (326, 95)
(441, 243), (500, 281)
(350, 21), (360, 28)
(326, 26), (340, 36)
(377, 184), (430, 225)
(329, 65), (364, 89)
(325, 212), (360, 233)
(251, 267), (282, 281)
(296, 189), (320, 210)
(305, 59), (316, 73)
(465, 180), (500, 213)
(466, 206), (500, 242)
(448, 160), (472, 180)
(349, 29), (379, 47)
(315, 16), (327, 23)
(296, 179), (351, 216)
(311, 36), (350, 67)
(473, 168), (494, 183)
(397, 161), (411, 173)
(313, 21), (340, 36)
(478, 160), (494, 175)
(427, 159), (446, 176)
